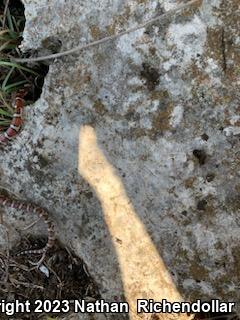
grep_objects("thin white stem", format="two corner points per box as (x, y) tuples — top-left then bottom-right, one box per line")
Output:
(14, 0), (201, 63)
(22, 218), (41, 231)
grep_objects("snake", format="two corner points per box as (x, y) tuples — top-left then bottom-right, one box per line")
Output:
(0, 194), (55, 256)
(0, 88), (27, 144)
(0, 88), (55, 259)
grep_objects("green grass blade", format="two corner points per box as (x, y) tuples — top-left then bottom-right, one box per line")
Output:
(0, 31), (20, 40)
(1, 66), (15, 90)
(0, 29), (10, 36)
(0, 43), (18, 51)
(0, 108), (12, 117)
(0, 40), (12, 52)
(0, 61), (39, 75)
(6, 9), (15, 34)
(11, 15), (19, 33)
(0, 121), (11, 127)
(3, 79), (28, 93)
(0, 92), (14, 113)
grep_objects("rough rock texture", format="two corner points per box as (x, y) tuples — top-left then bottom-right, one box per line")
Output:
(0, 0), (240, 319)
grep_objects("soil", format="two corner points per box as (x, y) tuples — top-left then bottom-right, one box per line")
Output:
(0, 236), (100, 319)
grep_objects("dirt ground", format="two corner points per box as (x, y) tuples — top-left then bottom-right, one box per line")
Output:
(0, 236), (100, 319)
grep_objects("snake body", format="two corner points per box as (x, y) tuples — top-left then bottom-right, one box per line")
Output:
(0, 88), (27, 144)
(0, 194), (55, 255)
(0, 89), (55, 256)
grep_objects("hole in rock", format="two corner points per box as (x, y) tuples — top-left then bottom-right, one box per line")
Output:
(193, 149), (207, 165)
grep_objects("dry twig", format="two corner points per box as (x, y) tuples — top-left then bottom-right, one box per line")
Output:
(14, 0), (201, 63)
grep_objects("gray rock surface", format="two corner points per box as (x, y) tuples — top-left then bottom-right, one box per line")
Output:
(0, 0), (239, 319)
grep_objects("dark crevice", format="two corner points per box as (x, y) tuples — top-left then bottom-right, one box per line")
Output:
(0, 0), (49, 103)
(221, 27), (227, 74)
(193, 149), (207, 165)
